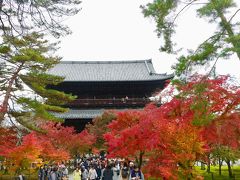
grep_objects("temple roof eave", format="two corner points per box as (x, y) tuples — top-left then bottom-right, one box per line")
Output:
(60, 74), (174, 83)
(48, 60), (174, 82)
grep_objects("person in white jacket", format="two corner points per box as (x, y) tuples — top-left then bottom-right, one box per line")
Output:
(81, 166), (88, 180)
(88, 165), (98, 180)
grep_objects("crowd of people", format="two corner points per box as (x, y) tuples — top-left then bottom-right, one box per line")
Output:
(38, 164), (69, 180)
(38, 154), (144, 180)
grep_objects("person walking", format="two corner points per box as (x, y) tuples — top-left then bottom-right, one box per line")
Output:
(49, 166), (59, 180)
(38, 166), (46, 180)
(81, 166), (88, 180)
(96, 164), (102, 180)
(102, 165), (114, 180)
(88, 165), (98, 180)
(73, 167), (81, 180)
(129, 166), (144, 180)
(62, 166), (69, 180)
(120, 162), (129, 180)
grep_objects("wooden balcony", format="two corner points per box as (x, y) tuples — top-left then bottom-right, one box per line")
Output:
(67, 98), (151, 108)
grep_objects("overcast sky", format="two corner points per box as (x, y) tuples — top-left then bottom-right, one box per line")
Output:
(57, 0), (240, 76)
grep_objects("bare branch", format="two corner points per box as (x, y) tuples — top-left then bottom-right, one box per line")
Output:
(171, 0), (200, 28)
(228, 8), (240, 23)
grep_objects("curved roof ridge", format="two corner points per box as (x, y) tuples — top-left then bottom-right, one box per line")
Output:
(60, 59), (152, 64)
(144, 60), (152, 75)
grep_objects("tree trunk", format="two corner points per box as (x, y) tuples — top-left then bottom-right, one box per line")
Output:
(207, 163), (211, 173)
(0, 63), (24, 122)
(138, 151), (144, 169)
(0, 0), (3, 11)
(218, 158), (222, 176)
(213, 1), (240, 60)
(207, 154), (211, 173)
(226, 159), (233, 178)
(201, 162), (206, 170)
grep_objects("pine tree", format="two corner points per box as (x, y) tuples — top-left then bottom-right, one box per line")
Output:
(141, 0), (240, 77)
(0, 0), (81, 37)
(0, 32), (75, 130)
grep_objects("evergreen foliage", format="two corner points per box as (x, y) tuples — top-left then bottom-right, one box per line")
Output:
(141, 0), (240, 77)
(0, 0), (81, 37)
(0, 32), (75, 130)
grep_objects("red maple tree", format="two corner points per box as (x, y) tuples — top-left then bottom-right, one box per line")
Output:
(2, 133), (43, 172)
(104, 109), (146, 166)
(39, 122), (96, 155)
(0, 127), (18, 157)
(0, 122), (96, 173)
(104, 76), (240, 179)
(104, 101), (204, 179)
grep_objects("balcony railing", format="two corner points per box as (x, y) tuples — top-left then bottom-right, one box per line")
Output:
(67, 98), (151, 108)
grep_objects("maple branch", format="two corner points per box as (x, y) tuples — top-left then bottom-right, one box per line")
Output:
(218, 102), (236, 119)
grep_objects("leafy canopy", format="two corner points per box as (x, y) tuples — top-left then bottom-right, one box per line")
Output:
(142, 0), (240, 77)
(0, 32), (75, 130)
(0, 0), (81, 37)
(104, 76), (240, 179)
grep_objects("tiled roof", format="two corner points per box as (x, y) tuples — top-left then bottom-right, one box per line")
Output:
(52, 109), (105, 119)
(48, 60), (174, 82)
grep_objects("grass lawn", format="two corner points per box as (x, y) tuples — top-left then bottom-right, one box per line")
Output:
(0, 175), (37, 180)
(0, 170), (38, 180)
(148, 166), (240, 179)
(196, 165), (240, 180)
